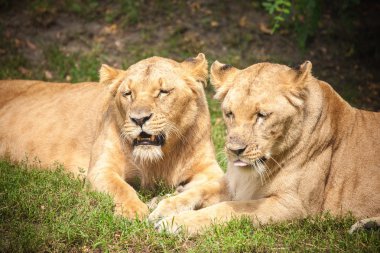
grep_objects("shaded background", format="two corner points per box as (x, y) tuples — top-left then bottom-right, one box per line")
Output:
(0, 0), (379, 110)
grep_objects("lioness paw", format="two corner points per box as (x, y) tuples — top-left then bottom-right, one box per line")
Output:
(114, 200), (149, 219)
(147, 193), (175, 210)
(153, 211), (206, 235)
(149, 197), (195, 222)
(154, 216), (183, 234)
(349, 217), (380, 233)
(148, 199), (176, 222)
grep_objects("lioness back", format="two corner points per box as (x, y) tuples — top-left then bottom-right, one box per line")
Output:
(0, 80), (107, 174)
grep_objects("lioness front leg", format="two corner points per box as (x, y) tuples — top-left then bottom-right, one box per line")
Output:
(149, 178), (229, 222)
(89, 170), (149, 219)
(155, 195), (306, 235)
(88, 124), (149, 219)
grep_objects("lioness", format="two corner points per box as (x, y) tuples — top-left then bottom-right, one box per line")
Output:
(150, 60), (380, 234)
(0, 54), (223, 218)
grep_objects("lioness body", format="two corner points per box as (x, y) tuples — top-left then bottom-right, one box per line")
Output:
(0, 55), (223, 218)
(312, 83), (379, 216)
(0, 81), (104, 173)
(150, 61), (380, 234)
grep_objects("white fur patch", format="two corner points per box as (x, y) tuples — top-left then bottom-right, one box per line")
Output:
(226, 162), (262, 201)
(132, 145), (163, 163)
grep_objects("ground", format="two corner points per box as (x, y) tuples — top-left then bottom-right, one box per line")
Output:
(0, 1), (379, 252)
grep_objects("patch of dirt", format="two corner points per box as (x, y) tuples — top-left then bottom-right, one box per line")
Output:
(0, 0), (379, 110)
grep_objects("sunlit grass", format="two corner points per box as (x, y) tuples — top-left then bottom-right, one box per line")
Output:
(1, 160), (379, 252)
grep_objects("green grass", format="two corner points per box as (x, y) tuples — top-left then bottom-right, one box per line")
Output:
(44, 46), (101, 83)
(207, 89), (227, 169)
(0, 161), (180, 252)
(1, 161), (379, 252)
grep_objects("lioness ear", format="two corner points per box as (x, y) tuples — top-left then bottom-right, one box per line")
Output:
(180, 53), (208, 87)
(210, 60), (239, 100)
(99, 64), (126, 96)
(294, 60), (312, 85)
(99, 64), (124, 84)
(284, 61), (312, 106)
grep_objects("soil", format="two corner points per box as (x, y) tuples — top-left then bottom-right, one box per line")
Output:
(0, 0), (379, 110)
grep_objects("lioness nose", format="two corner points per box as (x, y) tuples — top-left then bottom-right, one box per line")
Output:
(130, 114), (152, 127)
(227, 143), (247, 156)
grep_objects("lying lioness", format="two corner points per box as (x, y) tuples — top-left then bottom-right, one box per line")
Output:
(150, 60), (380, 234)
(0, 54), (223, 218)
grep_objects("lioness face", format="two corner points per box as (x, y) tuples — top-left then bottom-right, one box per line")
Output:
(100, 54), (208, 162)
(211, 61), (311, 169)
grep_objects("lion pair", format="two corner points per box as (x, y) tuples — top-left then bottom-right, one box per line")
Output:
(0, 54), (379, 235)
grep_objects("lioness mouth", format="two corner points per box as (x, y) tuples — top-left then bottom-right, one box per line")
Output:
(133, 131), (165, 146)
(234, 157), (268, 167)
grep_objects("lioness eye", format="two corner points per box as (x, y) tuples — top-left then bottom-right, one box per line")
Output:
(225, 111), (234, 119)
(257, 112), (272, 122)
(157, 89), (172, 98)
(257, 112), (267, 118)
(122, 91), (131, 97)
(160, 89), (170, 95)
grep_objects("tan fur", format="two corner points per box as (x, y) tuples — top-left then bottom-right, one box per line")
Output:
(0, 54), (223, 219)
(150, 60), (380, 234)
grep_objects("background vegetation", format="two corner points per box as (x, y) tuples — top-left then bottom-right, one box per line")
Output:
(1, 0), (379, 252)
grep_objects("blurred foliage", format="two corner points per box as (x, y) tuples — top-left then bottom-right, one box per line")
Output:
(44, 46), (101, 82)
(262, 0), (292, 33)
(103, 0), (143, 25)
(262, 0), (360, 48)
(0, 0), (141, 25)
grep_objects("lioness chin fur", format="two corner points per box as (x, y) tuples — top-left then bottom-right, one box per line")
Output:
(0, 54), (223, 218)
(150, 60), (380, 234)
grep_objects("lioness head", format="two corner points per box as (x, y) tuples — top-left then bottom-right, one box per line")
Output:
(99, 54), (208, 162)
(210, 60), (313, 171)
